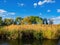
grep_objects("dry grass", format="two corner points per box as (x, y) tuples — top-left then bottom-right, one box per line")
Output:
(4, 24), (60, 31)
(0, 24), (60, 39)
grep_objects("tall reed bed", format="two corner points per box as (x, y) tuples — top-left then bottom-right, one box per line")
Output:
(0, 24), (60, 40)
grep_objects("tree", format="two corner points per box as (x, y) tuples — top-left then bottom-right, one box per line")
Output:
(43, 18), (48, 24)
(36, 17), (43, 24)
(4, 18), (14, 25)
(29, 16), (37, 24)
(21, 16), (43, 24)
(49, 19), (53, 24)
(0, 17), (3, 26)
(21, 17), (32, 24)
(15, 17), (23, 25)
(29, 16), (43, 24)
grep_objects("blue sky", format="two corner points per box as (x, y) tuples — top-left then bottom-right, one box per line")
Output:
(0, 0), (60, 24)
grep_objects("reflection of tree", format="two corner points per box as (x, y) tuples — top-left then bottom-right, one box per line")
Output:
(8, 40), (23, 45)
(9, 40), (18, 45)
(42, 40), (58, 45)
(9, 40), (58, 45)
(32, 40), (43, 45)
(0, 40), (59, 45)
(18, 40), (23, 45)
(58, 40), (60, 45)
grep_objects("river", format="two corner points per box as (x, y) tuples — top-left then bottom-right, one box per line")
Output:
(0, 39), (60, 45)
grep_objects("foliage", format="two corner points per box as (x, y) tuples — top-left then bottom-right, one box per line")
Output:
(21, 17), (32, 24)
(15, 17), (23, 25)
(21, 16), (43, 24)
(0, 16), (60, 40)
(0, 17), (3, 26)
(43, 18), (48, 24)
(3, 18), (14, 25)
(33, 30), (43, 40)
(0, 16), (48, 25)
(0, 24), (60, 40)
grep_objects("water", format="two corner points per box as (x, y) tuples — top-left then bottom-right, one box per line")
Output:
(0, 39), (60, 45)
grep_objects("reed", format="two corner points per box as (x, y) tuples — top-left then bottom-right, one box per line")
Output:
(0, 24), (60, 40)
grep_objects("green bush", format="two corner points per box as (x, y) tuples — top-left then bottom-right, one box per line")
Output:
(33, 30), (43, 40)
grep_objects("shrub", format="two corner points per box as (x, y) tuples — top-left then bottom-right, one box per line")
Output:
(21, 30), (34, 40)
(33, 30), (43, 40)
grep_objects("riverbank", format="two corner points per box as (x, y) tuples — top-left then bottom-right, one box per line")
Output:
(0, 24), (60, 40)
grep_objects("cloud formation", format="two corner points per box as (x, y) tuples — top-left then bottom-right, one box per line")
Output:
(38, 0), (55, 5)
(39, 13), (42, 15)
(33, 0), (55, 7)
(47, 10), (51, 12)
(17, 3), (24, 7)
(0, 9), (6, 13)
(57, 9), (60, 13)
(0, 9), (15, 17)
(33, 3), (37, 8)
(51, 16), (60, 24)
(52, 16), (60, 20)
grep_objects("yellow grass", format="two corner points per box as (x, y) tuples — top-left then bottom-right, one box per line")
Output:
(4, 24), (60, 31)
(0, 24), (60, 39)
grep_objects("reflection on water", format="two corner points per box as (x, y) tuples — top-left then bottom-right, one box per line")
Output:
(0, 39), (60, 45)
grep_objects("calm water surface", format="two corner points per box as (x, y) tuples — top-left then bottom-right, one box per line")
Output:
(0, 39), (60, 45)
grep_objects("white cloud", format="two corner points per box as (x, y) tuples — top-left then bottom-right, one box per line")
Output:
(38, 1), (45, 5)
(20, 3), (24, 6)
(0, 9), (15, 17)
(17, 3), (24, 7)
(44, 0), (55, 3)
(0, 9), (7, 13)
(57, 9), (60, 13)
(8, 12), (15, 15)
(52, 16), (60, 20)
(39, 13), (42, 15)
(47, 10), (51, 12)
(33, 3), (37, 7)
(51, 16), (60, 24)
(37, 0), (55, 6)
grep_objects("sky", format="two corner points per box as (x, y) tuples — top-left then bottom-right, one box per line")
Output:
(0, 0), (60, 24)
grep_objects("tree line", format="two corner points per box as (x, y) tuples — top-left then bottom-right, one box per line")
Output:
(0, 16), (53, 26)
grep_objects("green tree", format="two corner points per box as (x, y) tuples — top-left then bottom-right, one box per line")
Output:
(21, 17), (32, 24)
(0, 17), (3, 26)
(4, 18), (14, 25)
(15, 17), (23, 25)
(29, 16), (43, 24)
(29, 16), (37, 24)
(49, 19), (53, 24)
(43, 18), (48, 24)
(21, 16), (43, 24)
(36, 17), (43, 24)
